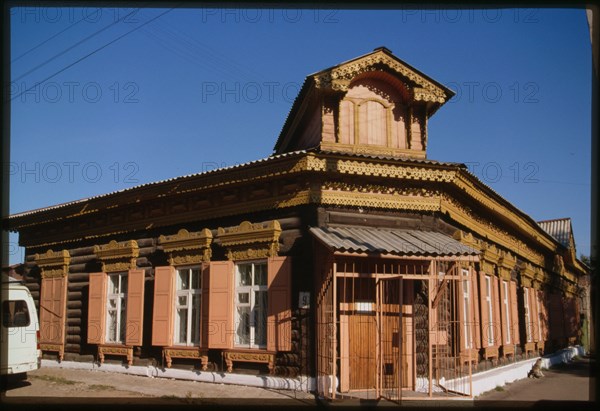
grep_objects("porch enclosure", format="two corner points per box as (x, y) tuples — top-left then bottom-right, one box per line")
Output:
(312, 226), (478, 401)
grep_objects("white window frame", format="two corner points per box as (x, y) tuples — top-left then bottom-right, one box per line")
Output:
(234, 261), (268, 349)
(462, 269), (472, 349)
(524, 287), (532, 342)
(106, 272), (127, 344)
(174, 266), (202, 346)
(502, 281), (511, 344)
(485, 275), (494, 346)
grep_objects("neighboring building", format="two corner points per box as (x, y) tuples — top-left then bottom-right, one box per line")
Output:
(538, 218), (592, 352)
(6, 48), (588, 400)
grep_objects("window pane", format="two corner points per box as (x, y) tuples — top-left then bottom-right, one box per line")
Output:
(191, 269), (201, 290)
(254, 291), (267, 346)
(236, 306), (250, 345)
(178, 270), (189, 290)
(178, 295), (187, 307)
(108, 298), (117, 309)
(191, 294), (201, 344)
(254, 264), (267, 286)
(238, 293), (249, 304)
(119, 299), (127, 342)
(2, 300), (30, 328)
(177, 308), (188, 344)
(238, 264), (252, 286)
(109, 275), (119, 294)
(107, 310), (117, 342)
(121, 274), (128, 295)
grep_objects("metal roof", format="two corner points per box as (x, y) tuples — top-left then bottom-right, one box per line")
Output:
(537, 218), (573, 248)
(310, 226), (479, 257)
(8, 149), (309, 221)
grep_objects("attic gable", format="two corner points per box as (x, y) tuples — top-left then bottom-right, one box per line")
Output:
(274, 47), (454, 157)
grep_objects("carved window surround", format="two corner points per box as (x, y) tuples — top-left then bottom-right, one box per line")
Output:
(452, 230), (481, 251)
(97, 344), (133, 365)
(94, 240), (139, 272)
(481, 243), (500, 276)
(519, 262), (540, 289)
(158, 228), (212, 265)
(217, 220), (281, 261)
(222, 349), (275, 374)
(163, 347), (209, 370)
(497, 251), (516, 281)
(34, 249), (70, 278)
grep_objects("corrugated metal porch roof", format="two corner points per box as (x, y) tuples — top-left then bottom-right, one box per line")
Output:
(309, 226), (479, 257)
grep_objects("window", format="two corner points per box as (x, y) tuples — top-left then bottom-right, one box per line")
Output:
(462, 270), (472, 349)
(502, 281), (511, 344)
(235, 262), (267, 348)
(485, 276), (494, 345)
(106, 272), (127, 343)
(174, 267), (201, 346)
(523, 287), (532, 342)
(2, 300), (30, 328)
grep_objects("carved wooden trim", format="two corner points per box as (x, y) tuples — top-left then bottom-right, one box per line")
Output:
(312, 49), (449, 103)
(34, 249), (70, 279)
(452, 230), (481, 250)
(217, 220), (281, 261)
(159, 228), (212, 264)
(483, 345), (499, 360)
(94, 240), (139, 272)
(163, 347), (209, 370)
(40, 343), (65, 361)
(222, 349), (275, 374)
(98, 344), (133, 365)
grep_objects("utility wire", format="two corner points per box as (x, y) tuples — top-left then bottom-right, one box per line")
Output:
(11, 7), (177, 102)
(13, 8), (139, 82)
(12, 10), (94, 64)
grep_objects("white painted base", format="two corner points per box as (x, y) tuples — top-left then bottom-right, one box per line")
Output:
(40, 345), (585, 397)
(41, 359), (315, 392)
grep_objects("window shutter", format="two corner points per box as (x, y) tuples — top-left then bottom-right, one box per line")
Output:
(509, 281), (520, 344)
(528, 287), (539, 342)
(478, 272), (489, 348)
(87, 272), (107, 344)
(500, 281), (510, 345)
(267, 256), (292, 352)
(538, 290), (548, 340)
(207, 261), (234, 349)
(471, 273), (481, 349)
(40, 278), (53, 343)
(492, 277), (501, 347)
(126, 269), (145, 346)
(201, 263), (210, 348)
(152, 266), (175, 347)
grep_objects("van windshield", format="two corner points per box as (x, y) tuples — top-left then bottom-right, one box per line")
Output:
(2, 300), (31, 327)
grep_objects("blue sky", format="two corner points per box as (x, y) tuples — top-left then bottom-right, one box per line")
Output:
(8, 6), (592, 264)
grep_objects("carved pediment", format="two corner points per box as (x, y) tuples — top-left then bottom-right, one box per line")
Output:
(34, 249), (70, 278)
(217, 220), (281, 261)
(313, 49), (450, 104)
(158, 228), (212, 265)
(94, 240), (139, 272)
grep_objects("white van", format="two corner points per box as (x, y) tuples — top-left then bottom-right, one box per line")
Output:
(1, 274), (41, 376)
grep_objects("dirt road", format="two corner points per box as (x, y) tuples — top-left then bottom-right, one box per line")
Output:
(1, 365), (316, 407)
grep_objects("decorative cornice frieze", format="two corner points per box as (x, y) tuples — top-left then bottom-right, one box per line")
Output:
(34, 249), (70, 278)
(217, 220), (281, 261)
(94, 240), (139, 272)
(159, 228), (212, 265)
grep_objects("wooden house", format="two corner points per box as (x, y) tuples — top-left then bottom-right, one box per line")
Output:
(7, 47), (588, 400)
